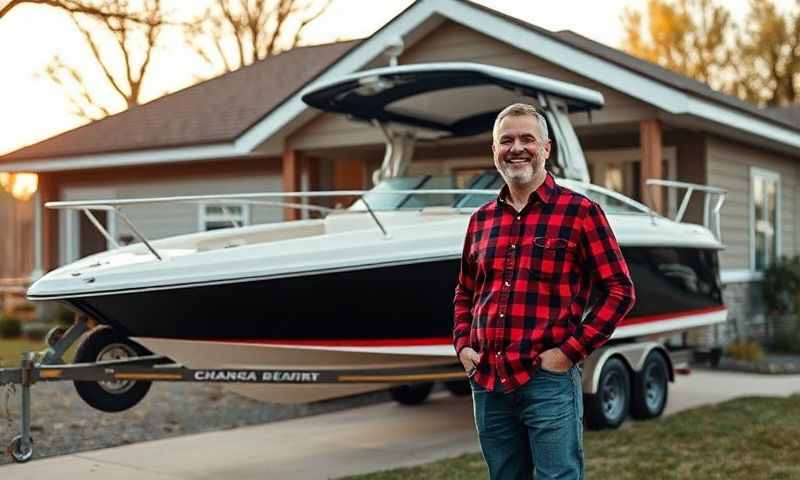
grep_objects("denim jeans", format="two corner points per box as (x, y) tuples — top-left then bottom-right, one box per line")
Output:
(470, 366), (584, 480)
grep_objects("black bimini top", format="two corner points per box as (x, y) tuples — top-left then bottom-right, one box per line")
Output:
(301, 62), (605, 137)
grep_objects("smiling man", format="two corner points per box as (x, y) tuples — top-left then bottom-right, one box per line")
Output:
(453, 103), (636, 479)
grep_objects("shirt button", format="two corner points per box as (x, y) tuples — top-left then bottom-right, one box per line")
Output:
(504, 281), (510, 287)
(510, 244), (516, 250)
(499, 313), (505, 318)
(496, 351), (503, 356)
(500, 378), (507, 383)
(516, 216), (521, 221)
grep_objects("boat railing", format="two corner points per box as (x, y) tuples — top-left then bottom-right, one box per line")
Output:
(45, 189), (498, 261)
(644, 179), (727, 241)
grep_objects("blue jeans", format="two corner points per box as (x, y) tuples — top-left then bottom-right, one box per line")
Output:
(471, 366), (584, 480)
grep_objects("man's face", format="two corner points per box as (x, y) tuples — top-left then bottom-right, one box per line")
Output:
(491, 114), (551, 186)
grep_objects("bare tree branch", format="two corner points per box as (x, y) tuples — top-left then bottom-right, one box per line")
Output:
(184, 0), (332, 76)
(291, 0), (331, 50)
(39, 55), (110, 121)
(1, 0), (147, 22)
(70, 14), (130, 100)
(38, 0), (166, 119)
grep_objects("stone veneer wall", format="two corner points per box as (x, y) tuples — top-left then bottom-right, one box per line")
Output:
(686, 281), (765, 348)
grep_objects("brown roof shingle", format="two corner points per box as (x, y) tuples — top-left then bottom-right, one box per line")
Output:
(768, 105), (800, 126)
(0, 40), (359, 161)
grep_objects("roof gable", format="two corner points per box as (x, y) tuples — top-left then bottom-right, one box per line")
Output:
(2, 0), (797, 170)
(1, 41), (357, 161)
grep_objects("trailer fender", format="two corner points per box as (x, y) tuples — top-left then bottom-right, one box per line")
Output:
(581, 343), (674, 395)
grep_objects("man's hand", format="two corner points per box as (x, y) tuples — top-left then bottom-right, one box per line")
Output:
(459, 347), (481, 376)
(539, 347), (573, 373)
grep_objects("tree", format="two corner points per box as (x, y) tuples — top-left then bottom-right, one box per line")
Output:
(621, 0), (736, 93)
(37, 0), (165, 121)
(622, 0), (800, 107)
(0, 0), (146, 21)
(184, 0), (331, 74)
(16, 0), (332, 122)
(734, 0), (800, 106)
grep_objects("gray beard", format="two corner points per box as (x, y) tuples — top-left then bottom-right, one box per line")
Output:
(500, 164), (534, 185)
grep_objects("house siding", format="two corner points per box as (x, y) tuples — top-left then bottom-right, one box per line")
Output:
(706, 135), (798, 270)
(60, 175), (282, 255)
(0, 193), (33, 281)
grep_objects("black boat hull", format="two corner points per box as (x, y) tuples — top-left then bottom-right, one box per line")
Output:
(63, 246), (724, 344)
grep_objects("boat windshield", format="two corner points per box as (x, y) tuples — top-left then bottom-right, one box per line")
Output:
(348, 171), (650, 215)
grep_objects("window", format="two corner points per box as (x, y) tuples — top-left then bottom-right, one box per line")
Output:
(585, 147), (677, 217)
(750, 167), (780, 271)
(199, 204), (249, 231)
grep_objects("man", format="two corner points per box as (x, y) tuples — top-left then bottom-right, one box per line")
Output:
(453, 103), (636, 479)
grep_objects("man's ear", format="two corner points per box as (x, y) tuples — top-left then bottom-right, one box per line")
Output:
(541, 140), (552, 159)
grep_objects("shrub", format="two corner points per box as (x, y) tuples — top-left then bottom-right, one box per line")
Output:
(762, 257), (800, 352)
(763, 256), (800, 315)
(0, 314), (22, 338)
(726, 340), (765, 362)
(771, 333), (800, 354)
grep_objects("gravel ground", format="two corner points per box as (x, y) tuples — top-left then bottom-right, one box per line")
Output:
(0, 380), (393, 465)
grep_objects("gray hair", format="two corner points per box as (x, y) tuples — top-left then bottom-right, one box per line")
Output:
(492, 103), (549, 143)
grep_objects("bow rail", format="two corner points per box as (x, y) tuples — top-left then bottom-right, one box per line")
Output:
(45, 189), (499, 262)
(645, 179), (727, 241)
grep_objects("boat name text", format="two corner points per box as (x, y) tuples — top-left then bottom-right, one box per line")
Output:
(193, 370), (321, 383)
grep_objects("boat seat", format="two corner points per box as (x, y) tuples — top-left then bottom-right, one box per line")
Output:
(195, 221), (326, 251)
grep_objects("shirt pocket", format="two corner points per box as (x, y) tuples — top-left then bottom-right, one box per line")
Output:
(525, 237), (578, 280)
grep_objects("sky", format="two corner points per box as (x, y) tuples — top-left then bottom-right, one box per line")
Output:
(0, 0), (794, 156)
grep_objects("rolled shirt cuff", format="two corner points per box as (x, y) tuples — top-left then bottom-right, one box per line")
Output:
(559, 336), (588, 364)
(454, 335), (471, 357)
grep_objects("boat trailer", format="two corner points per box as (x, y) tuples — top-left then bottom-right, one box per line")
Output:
(0, 319), (465, 463)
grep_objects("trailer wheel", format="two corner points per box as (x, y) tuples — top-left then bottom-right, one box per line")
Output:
(390, 382), (434, 405)
(8, 435), (33, 463)
(73, 327), (152, 413)
(584, 357), (630, 430)
(630, 351), (669, 420)
(443, 379), (471, 397)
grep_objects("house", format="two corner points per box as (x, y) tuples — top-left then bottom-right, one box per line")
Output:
(1, 0), (798, 346)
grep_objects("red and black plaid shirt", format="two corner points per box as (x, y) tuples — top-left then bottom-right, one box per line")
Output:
(453, 173), (635, 392)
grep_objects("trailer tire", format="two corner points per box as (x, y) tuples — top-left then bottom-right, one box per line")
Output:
(584, 357), (630, 430)
(390, 382), (434, 405)
(630, 351), (669, 420)
(443, 379), (471, 396)
(73, 327), (152, 413)
(9, 435), (33, 463)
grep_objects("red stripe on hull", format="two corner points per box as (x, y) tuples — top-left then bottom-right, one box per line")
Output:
(619, 305), (727, 326)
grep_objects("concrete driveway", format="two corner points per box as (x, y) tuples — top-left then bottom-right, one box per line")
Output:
(3, 368), (800, 479)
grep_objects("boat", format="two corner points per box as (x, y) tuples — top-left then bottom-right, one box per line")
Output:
(27, 63), (727, 406)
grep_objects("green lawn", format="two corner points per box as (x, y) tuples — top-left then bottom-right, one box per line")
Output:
(343, 394), (800, 480)
(0, 337), (55, 367)
(0, 337), (79, 372)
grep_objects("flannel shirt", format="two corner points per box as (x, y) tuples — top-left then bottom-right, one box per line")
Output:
(453, 173), (636, 392)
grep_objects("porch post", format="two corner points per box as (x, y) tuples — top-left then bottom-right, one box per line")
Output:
(39, 173), (59, 272)
(333, 158), (366, 209)
(31, 189), (43, 280)
(282, 146), (302, 221)
(640, 119), (663, 214)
